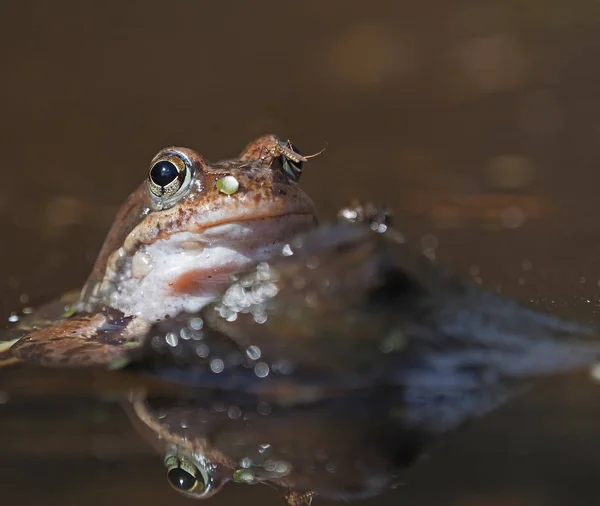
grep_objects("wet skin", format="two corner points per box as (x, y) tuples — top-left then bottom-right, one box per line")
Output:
(3, 135), (317, 366)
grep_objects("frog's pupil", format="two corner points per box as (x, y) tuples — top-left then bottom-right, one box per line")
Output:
(151, 160), (179, 187)
(167, 467), (198, 491)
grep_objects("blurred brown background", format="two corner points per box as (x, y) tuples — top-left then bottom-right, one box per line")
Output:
(3, 1), (600, 505)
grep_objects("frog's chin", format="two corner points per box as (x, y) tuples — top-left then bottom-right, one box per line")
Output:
(110, 213), (315, 321)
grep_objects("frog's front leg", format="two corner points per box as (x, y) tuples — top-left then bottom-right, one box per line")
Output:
(6, 308), (148, 369)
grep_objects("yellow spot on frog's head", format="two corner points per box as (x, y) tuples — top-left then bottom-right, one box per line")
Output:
(216, 176), (239, 195)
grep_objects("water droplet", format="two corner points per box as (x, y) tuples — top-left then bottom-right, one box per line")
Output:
(264, 460), (277, 472)
(254, 362), (270, 378)
(165, 332), (178, 347)
(257, 402), (272, 416)
(254, 313), (268, 324)
(189, 317), (203, 330)
(340, 207), (358, 221)
(195, 343), (209, 358)
(258, 443), (271, 453)
(246, 345), (261, 360)
(7, 314), (19, 323)
(210, 358), (224, 373)
(275, 461), (290, 474)
(228, 405), (242, 419)
(239, 457), (253, 469)
(281, 244), (293, 256)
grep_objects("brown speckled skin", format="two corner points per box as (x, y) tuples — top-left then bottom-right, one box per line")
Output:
(5, 135), (317, 367)
(83, 134), (317, 301)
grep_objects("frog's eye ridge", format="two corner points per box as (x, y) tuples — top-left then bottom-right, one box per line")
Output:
(277, 139), (304, 182)
(165, 455), (212, 497)
(148, 153), (191, 199)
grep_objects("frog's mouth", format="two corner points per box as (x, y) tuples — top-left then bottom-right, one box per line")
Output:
(113, 213), (315, 321)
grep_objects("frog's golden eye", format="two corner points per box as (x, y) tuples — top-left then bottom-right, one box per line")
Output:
(148, 153), (191, 198)
(165, 455), (212, 497)
(276, 139), (305, 182)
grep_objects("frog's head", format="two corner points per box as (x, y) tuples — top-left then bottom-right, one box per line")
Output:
(81, 135), (318, 321)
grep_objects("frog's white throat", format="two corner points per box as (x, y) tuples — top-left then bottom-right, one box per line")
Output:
(102, 215), (314, 321)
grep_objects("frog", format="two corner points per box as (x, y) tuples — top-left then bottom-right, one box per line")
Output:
(1, 135), (318, 368)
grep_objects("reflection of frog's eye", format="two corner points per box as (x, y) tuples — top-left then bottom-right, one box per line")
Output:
(277, 140), (304, 182)
(148, 154), (190, 198)
(165, 455), (212, 497)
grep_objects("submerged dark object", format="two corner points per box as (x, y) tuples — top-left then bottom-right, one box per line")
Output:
(139, 206), (600, 411)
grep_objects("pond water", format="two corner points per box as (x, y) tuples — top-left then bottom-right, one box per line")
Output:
(3, 1), (600, 504)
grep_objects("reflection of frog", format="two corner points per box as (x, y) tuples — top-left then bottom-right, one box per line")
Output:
(4, 135), (317, 366)
(125, 387), (424, 503)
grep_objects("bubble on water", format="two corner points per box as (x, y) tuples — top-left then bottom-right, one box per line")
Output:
(254, 362), (270, 378)
(264, 460), (277, 472)
(370, 222), (388, 233)
(258, 443), (271, 453)
(281, 244), (294, 256)
(165, 332), (178, 347)
(195, 343), (209, 358)
(7, 314), (19, 323)
(275, 461), (290, 474)
(257, 402), (272, 416)
(246, 345), (262, 360)
(189, 317), (203, 330)
(239, 457), (253, 469)
(210, 358), (224, 373)
(341, 207), (358, 221)
(228, 406), (242, 419)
